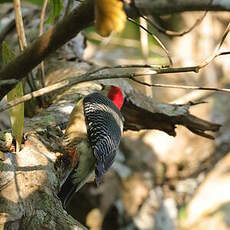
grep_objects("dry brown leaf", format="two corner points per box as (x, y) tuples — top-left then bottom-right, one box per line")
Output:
(95, 0), (126, 37)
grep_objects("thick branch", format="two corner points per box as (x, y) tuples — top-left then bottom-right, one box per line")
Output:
(122, 91), (220, 139)
(133, 0), (230, 15)
(0, 0), (94, 99)
(0, 134), (86, 230)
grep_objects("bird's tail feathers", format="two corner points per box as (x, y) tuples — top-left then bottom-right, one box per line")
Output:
(58, 167), (95, 209)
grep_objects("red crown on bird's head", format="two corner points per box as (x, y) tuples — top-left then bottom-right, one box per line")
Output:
(108, 85), (124, 110)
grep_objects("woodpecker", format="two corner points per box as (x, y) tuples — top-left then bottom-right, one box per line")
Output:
(58, 85), (124, 208)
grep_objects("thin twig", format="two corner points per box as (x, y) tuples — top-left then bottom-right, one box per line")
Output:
(171, 91), (213, 104)
(14, 0), (37, 94)
(198, 22), (230, 69)
(131, 77), (230, 93)
(40, 0), (48, 35)
(217, 51), (230, 56)
(103, 64), (169, 69)
(39, 0), (48, 88)
(143, 12), (208, 37)
(140, 0), (214, 37)
(139, 16), (149, 59)
(128, 17), (173, 66)
(14, 0), (27, 49)
(132, 0), (198, 37)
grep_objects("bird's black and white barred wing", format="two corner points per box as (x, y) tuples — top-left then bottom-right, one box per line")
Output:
(94, 137), (119, 184)
(83, 92), (123, 183)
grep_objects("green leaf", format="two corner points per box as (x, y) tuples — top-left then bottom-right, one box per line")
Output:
(2, 42), (15, 64)
(46, 0), (63, 24)
(25, 0), (43, 6)
(178, 206), (187, 221)
(2, 41), (24, 152)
